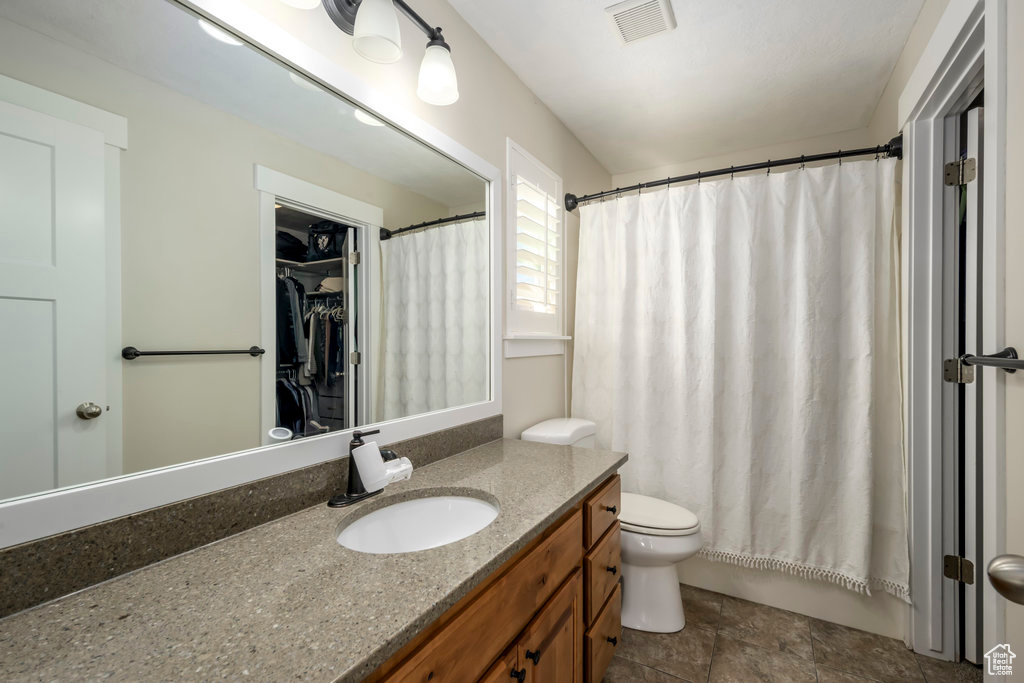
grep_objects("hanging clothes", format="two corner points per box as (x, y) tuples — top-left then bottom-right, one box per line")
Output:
(276, 278), (298, 367)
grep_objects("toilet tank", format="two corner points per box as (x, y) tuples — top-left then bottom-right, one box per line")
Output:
(521, 418), (596, 448)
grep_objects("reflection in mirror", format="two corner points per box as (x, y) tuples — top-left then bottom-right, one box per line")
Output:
(0, 0), (488, 503)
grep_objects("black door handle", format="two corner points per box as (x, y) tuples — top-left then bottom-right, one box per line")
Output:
(607, 636), (618, 646)
(525, 649), (542, 665)
(510, 667), (527, 681)
(606, 565), (618, 575)
(605, 505), (617, 514)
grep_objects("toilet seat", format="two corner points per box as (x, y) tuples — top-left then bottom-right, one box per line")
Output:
(620, 493), (700, 537)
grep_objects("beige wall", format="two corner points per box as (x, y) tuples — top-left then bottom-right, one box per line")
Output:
(231, 0), (612, 439)
(0, 16), (456, 473)
(1004, 0), (1024, 649)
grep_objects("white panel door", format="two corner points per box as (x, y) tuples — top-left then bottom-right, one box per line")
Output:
(0, 99), (107, 499)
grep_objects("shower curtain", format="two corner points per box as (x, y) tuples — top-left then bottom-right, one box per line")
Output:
(572, 159), (909, 600)
(377, 217), (488, 421)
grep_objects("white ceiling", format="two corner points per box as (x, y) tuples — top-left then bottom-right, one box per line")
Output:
(449, 0), (924, 175)
(0, 0), (484, 208)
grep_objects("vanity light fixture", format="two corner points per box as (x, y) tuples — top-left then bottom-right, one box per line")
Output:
(288, 71), (324, 92)
(354, 109), (386, 126)
(323, 0), (460, 106)
(197, 19), (243, 46)
(352, 0), (403, 63)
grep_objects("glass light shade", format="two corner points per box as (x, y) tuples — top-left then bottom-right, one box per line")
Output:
(354, 110), (385, 127)
(352, 0), (403, 64)
(279, 0), (321, 8)
(197, 19), (243, 46)
(417, 44), (459, 106)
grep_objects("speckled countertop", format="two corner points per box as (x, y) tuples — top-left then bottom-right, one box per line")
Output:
(0, 439), (626, 682)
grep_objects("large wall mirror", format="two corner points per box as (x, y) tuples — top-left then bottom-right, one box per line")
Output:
(0, 0), (495, 517)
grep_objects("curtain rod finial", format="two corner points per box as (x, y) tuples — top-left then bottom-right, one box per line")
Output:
(887, 134), (903, 160)
(564, 193), (579, 212)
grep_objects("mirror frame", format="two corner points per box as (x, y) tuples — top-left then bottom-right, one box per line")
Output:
(0, 0), (503, 548)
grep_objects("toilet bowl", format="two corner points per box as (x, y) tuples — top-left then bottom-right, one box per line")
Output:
(618, 492), (702, 632)
(520, 418), (703, 634)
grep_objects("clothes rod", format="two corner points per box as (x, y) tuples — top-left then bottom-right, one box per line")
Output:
(564, 134), (903, 212)
(379, 210), (485, 241)
(960, 347), (1024, 373)
(122, 346), (265, 360)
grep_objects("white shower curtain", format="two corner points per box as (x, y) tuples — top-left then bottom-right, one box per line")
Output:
(572, 159), (909, 600)
(377, 217), (488, 421)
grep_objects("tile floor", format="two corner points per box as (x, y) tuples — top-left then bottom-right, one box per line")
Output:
(603, 584), (983, 682)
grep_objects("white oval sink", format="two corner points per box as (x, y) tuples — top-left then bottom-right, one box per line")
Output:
(337, 495), (499, 554)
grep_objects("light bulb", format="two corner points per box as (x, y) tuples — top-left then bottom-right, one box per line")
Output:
(354, 110), (385, 127)
(417, 42), (459, 106)
(352, 0), (402, 64)
(288, 72), (323, 92)
(197, 19), (243, 46)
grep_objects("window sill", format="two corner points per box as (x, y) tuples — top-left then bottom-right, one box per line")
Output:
(503, 336), (570, 358)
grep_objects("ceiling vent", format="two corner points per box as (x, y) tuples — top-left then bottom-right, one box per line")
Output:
(605, 0), (677, 45)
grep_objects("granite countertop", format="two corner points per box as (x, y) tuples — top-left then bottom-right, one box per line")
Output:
(0, 438), (626, 681)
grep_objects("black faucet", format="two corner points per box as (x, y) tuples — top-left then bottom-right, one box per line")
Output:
(327, 429), (382, 508)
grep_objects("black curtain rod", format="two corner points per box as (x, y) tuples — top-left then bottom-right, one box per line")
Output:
(564, 134), (903, 212)
(379, 210), (485, 241)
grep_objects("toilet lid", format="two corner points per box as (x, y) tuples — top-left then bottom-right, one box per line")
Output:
(620, 493), (700, 535)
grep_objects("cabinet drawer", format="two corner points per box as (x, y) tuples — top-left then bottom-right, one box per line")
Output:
(584, 522), (621, 624)
(382, 509), (583, 682)
(584, 475), (620, 548)
(585, 583), (622, 683)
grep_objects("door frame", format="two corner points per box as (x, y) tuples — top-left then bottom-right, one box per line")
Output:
(255, 165), (383, 443)
(900, 0), (1007, 660)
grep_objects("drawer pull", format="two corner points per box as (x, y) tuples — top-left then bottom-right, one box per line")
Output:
(525, 649), (542, 664)
(606, 636), (618, 646)
(605, 505), (617, 514)
(510, 668), (526, 682)
(606, 565), (618, 575)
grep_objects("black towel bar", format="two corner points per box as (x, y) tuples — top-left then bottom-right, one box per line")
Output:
(121, 346), (265, 360)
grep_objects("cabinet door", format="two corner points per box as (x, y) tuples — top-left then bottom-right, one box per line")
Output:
(518, 569), (583, 683)
(480, 644), (524, 683)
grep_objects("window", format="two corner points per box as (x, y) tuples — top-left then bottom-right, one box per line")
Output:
(506, 139), (565, 350)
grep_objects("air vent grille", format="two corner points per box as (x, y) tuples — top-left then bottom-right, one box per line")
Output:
(606, 0), (677, 44)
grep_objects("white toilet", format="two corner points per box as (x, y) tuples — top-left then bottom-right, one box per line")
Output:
(521, 418), (703, 634)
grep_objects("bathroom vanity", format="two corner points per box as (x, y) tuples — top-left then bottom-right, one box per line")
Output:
(0, 439), (625, 682)
(369, 473), (622, 683)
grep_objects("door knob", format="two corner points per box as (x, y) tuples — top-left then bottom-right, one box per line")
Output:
(988, 554), (1024, 604)
(76, 402), (103, 420)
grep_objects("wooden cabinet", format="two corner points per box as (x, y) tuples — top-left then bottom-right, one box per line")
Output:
(584, 522), (621, 624)
(483, 570), (584, 683)
(582, 475), (621, 682)
(585, 584), (622, 683)
(518, 569), (583, 683)
(369, 474), (620, 683)
(584, 475), (620, 547)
